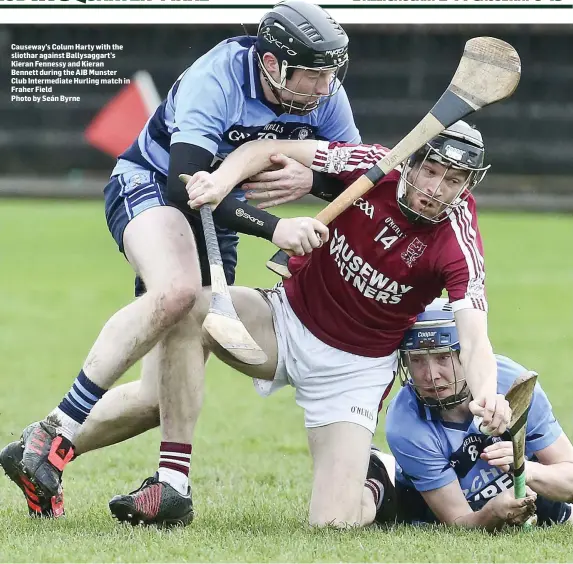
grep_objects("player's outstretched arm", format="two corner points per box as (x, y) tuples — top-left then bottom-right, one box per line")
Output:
(178, 171), (328, 254)
(455, 308), (510, 436)
(242, 155), (346, 210)
(421, 481), (536, 531)
(182, 139), (319, 209)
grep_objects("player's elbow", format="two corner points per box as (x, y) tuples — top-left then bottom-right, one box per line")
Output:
(167, 142), (215, 205)
(165, 177), (190, 206)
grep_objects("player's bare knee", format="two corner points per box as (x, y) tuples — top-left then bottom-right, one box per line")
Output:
(309, 509), (360, 529)
(167, 281), (200, 315)
(153, 281), (201, 326)
(308, 493), (361, 528)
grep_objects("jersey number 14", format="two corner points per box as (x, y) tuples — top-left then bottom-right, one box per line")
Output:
(374, 226), (399, 250)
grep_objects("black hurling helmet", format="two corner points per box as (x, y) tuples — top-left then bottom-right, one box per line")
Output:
(398, 299), (469, 410)
(397, 120), (490, 224)
(256, 0), (349, 115)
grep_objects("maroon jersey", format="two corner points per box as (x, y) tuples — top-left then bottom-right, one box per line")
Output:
(283, 141), (487, 357)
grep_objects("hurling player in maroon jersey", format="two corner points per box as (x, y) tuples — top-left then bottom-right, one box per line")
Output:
(64, 121), (511, 529)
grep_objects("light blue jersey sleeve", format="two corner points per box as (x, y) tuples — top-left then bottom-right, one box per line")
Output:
(171, 46), (243, 155)
(386, 390), (458, 492)
(316, 83), (361, 144)
(525, 381), (563, 456)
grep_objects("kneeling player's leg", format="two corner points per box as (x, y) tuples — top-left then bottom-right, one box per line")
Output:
(271, 291), (397, 527)
(308, 431), (397, 528)
(308, 434), (397, 528)
(308, 422), (373, 527)
(153, 311), (208, 500)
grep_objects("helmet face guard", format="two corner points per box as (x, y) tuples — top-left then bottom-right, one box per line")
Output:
(398, 349), (469, 410)
(257, 54), (348, 115)
(256, 1), (349, 115)
(398, 301), (469, 410)
(397, 124), (490, 224)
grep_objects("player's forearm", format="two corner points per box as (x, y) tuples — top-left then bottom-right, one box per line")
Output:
(451, 504), (504, 532)
(212, 139), (319, 194)
(212, 196), (279, 241)
(459, 341), (497, 399)
(526, 461), (573, 502)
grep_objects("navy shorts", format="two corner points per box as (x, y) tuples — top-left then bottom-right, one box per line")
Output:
(103, 168), (238, 296)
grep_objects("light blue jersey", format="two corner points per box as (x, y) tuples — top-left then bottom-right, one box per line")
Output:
(113, 36), (360, 179)
(387, 355), (562, 510)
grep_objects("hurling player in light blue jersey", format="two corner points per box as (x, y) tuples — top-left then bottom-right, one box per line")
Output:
(0, 1), (359, 526)
(375, 299), (573, 530)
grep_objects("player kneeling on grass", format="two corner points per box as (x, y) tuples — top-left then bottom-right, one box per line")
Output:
(374, 298), (573, 530)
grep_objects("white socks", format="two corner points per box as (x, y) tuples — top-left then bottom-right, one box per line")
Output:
(48, 407), (82, 442)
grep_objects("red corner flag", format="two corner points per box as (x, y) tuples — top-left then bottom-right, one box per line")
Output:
(85, 70), (161, 158)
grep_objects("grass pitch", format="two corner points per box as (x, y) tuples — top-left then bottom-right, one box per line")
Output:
(0, 200), (572, 562)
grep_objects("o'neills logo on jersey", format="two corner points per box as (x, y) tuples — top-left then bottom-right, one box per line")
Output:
(330, 228), (413, 304)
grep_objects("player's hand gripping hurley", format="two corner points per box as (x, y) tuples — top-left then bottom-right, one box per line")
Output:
(475, 370), (538, 527)
(267, 36), (522, 277)
(179, 176), (267, 366)
(506, 370), (538, 528)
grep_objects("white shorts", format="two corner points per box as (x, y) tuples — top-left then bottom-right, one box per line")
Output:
(253, 286), (397, 434)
